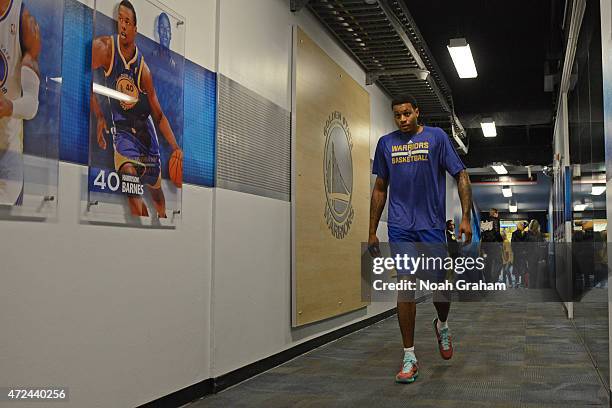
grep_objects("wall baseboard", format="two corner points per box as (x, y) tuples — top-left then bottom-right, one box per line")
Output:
(137, 379), (214, 408)
(137, 307), (397, 407)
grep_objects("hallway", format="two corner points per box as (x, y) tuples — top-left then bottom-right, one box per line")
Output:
(192, 302), (609, 408)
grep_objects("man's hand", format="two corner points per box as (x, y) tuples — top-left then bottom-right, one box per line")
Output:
(368, 234), (381, 257)
(459, 216), (472, 243)
(0, 94), (13, 118)
(96, 116), (108, 150)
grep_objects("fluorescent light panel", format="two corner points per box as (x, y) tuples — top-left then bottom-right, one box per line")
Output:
(509, 202), (517, 213)
(481, 117), (497, 137)
(591, 185), (606, 195)
(447, 38), (478, 78)
(53, 78), (137, 103)
(492, 164), (508, 175)
(502, 186), (512, 197)
(574, 203), (587, 211)
(93, 83), (137, 103)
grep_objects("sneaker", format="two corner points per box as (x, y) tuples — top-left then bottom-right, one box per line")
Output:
(433, 318), (453, 360)
(395, 354), (419, 384)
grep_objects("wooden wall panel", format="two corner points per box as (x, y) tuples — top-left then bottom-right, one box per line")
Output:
(293, 27), (370, 326)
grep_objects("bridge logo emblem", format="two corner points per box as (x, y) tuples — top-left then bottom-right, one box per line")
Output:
(323, 111), (354, 239)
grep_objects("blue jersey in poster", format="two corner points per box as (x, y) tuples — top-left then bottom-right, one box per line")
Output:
(103, 35), (160, 186)
(104, 34), (160, 157)
(372, 126), (465, 232)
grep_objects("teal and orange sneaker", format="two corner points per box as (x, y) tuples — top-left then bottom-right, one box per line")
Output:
(433, 318), (453, 360)
(395, 354), (419, 383)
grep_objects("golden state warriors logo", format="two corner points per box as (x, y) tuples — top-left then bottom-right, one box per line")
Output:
(116, 74), (138, 110)
(0, 49), (8, 90)
(323, 111), (354, 239)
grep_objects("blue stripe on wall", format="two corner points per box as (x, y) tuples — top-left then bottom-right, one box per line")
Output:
(59, 0), (92, 164)
(58, 0), (216, 187)
(183, 60), (216, 187)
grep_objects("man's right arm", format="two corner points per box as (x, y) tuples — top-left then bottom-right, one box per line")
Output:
(368, 176), (388, 256)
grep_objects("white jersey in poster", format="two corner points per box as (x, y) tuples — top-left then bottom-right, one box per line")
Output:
(0, 0), (24, 205)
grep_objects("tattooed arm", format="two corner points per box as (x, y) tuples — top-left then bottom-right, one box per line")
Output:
(455, 169), (473, 243)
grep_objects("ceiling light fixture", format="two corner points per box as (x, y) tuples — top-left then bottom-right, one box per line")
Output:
(492, 164), (508, 175)
(447, 38), (478, 78)
(509, 201), (517, 213)
(591, 185), (606, 196)
(480, 117), (497, 137)
(502, 186), (512, 198)
(574, 203), (587, 212)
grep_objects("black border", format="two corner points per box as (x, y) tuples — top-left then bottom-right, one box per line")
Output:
(137, 307), (397, 407)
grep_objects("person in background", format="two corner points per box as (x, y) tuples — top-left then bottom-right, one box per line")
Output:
(511, 222), (528, 287)
(526, 220), (544, 287)
(527, 220), (543, 242)
(500, 231), (514, 286)
(481, 208), (503, 283)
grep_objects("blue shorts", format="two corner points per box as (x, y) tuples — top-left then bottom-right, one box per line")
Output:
(112, 124), (162, 188)
(388, 226), (448, 283)
(388, 227), (446, 243)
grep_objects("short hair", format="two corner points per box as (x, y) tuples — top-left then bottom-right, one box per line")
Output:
(446, 219), (454, 228)
(119, 0), (137, 26)
(158, 12), (170, 26)
(391, 94), (418, 110)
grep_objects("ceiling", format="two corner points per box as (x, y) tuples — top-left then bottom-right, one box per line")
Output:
(406, 0), (558, 168)
(470, 167), (552, 212)
(303, 0), (563, 168)
(469, 165), (607, 213)
(303, 0), (467, 149)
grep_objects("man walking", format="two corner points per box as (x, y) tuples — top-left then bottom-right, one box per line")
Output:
(368, 94), (472, 383)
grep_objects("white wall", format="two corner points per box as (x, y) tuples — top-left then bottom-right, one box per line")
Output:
(1, 1), (217, 408)
(0, 164), (214, 408)
(211, 0), (396, 376)
(2, 0), (397, 406)
(163, 0), (216, 71)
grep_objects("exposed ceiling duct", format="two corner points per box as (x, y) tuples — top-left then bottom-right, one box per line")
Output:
(293, 0), (467, 153)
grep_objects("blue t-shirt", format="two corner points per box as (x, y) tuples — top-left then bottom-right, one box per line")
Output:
(372, 126), (465, 231)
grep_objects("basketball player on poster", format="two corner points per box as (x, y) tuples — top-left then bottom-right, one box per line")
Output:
(0, 0), (41, 205)
(91, 0), (183, 218)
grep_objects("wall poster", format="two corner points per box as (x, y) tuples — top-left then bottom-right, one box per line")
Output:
(0, 0), (63, 217)
(87, 0), (185, 224)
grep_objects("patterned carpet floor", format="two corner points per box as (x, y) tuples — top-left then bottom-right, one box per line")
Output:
(191, 301), (609, 408)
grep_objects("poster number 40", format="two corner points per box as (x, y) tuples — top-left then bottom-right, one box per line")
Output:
(93, 170), (121, 192)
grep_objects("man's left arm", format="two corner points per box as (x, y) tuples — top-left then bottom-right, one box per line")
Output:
(142, 62), (180, 152)
(0, 7), (40, 119)
(440, 130), (473, 243)
(455, 169), (473, 243)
